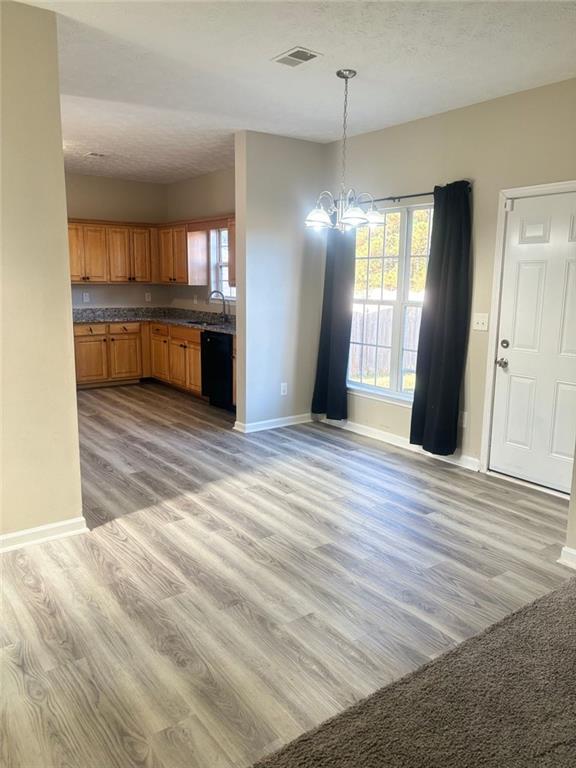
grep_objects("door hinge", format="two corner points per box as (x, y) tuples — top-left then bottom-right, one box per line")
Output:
(504, 198), (514, 212)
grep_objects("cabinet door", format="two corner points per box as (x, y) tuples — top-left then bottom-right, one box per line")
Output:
(151, 335), (169, 380)
(83, 225), (109, 282)
(108, 227), (131, 282)
(74, 336), (108, 383)
(169, 340), (187, 387)
(68, 224), (85, 282)
(172, 226), (188, 283)
(186, 343), (202, 393)
(227, 219), (236, 288)
(131, 228), (151, 282)
(187, 229), (208, 286)
(109, 335), (142, 379)
(158, 228), (174, 283)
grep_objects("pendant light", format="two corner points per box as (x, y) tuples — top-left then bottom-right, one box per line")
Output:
(305, 70), (380, 231)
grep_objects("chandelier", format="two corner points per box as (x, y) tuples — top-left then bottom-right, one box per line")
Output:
(305, 69), (383, 231)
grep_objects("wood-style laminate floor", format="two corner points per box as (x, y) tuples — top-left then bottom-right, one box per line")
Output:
(1, 382), (571, 768)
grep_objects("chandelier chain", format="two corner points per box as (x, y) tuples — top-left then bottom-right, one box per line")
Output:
(341, 76), (348, 194)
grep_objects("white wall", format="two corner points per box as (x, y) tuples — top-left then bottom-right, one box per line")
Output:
(235, 131), (328, 427)
(1, 2), (84, 538)
(324, 78), (576, 459)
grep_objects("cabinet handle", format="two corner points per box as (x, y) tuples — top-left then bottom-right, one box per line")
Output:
(111, 338), (115, 342)
(86, 276), (91, 281)
(163, 340), (167, 344)
(103, 338), (107, 343)
(122, 326), (128, 332)
(88, 327), (93, 334)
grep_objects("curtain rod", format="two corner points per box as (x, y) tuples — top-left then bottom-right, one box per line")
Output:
(372, 191), (434, 203)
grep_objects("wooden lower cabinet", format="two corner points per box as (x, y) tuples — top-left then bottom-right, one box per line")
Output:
(186, 343), (202, 393)
(109, 334), (142, 379)
(169, 340), (187, 387)
(150, 334), (170, 381)
(75, 335), (108, 383)
(74, 323), (142, 384)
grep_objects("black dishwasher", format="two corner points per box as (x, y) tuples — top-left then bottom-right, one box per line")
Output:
(201, 331), (234, 411)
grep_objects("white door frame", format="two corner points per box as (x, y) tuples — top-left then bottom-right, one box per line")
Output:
(479, 179), (576, 477)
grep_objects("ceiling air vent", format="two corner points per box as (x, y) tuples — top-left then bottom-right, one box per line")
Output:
(274, 47), (321, 67)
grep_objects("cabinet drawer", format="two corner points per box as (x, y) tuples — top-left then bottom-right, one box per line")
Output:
(109, 322), (141, 335)
(74, 323), (108, 336)
(150, 324), (169, 336)
(170, 326), (201, 344)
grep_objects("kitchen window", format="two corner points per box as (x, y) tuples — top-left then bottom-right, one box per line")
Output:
(348, 205), (433, 399)
(210, 227), (236, 300)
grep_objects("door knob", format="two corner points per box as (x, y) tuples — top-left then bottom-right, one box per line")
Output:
(496, 357), (508, 369)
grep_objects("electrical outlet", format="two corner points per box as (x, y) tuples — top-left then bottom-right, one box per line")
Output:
(144, 292), (152, 303)
(82, 292), (90, 304)
(280, 382), (288, 396)
(472, 313), (489, 332)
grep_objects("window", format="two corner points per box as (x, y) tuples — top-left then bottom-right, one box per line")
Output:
(348, 205), (433, 399)
(210, 227), (236, 300)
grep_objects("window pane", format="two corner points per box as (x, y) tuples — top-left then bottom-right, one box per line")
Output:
(402, 350), (418, 392)
(348, 344), (362, 383)
(367, 259), (383, 300)
(362, 345), (377, 385)
(409, 257), (427, 301)
(356, 226), (369, 258)
(410, 208), (431, 256)
(351, 304), (364, 343)
(354, 259), (368, 299)
(376, 347), (391, 389)
(221, 247), (229, 265)
(382, 258), (398, 299)
(378, 305), (394, 347)
(403, 306), (422, 351)
(384, 212), (401, 257)
(369, 226), (384, 259)
(363, 305), (378, 345)
(220, 229), (228, 247)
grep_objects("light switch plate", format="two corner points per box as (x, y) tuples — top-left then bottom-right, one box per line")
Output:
(472, 313), (489, 331)
(82, 292), (90, 304)
(280, 382), (288, 396)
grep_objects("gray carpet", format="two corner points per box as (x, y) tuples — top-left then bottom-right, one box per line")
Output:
(254, 578), (576, 768)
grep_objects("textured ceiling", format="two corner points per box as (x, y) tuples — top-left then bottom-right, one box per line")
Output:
(38, 1), (576, 183)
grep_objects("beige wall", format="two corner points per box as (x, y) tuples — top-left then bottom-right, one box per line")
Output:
(235, 131), (327, 426)
(1, 2), (83, 536)
(165, 168), (235, 221)
(325, 78), (576, 459)
(65, 173), (167, 222)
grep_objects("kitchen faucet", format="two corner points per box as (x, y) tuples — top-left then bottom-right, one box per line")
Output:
(209, 290), (229, 324)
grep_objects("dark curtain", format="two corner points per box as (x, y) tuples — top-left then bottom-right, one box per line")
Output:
(410, 180), (472, 455)
(312, 228), (356, 420)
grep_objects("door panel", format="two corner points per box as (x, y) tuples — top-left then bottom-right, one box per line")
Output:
(158, 228), (174, 283)
(108, 227), (131, 282)
(169, 340), (187, 387)
(109, 335), (142, 379)
(172, 227), (188, 283)
(68, 224), (85, 282)
(83, 225), (108, 282)
(151, 336), (169, 380)
(131, 228), (151, 282)
(75, 336), (108, 383)
(186, 344), (202, 393)
(490, 192), (576, 491)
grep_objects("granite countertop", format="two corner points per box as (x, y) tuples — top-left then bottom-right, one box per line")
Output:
(73, 307), (236, 335)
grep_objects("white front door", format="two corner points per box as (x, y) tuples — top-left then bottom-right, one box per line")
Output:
(490, 191), (576, 492)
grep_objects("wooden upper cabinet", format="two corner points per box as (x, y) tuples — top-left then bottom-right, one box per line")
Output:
(187, 229), (209, 287)
(158, 227), (174, 283)
(68, 224), (85, 282)
(172, 226), (188, 283)
(83, 225), (108, 282)
(108, 227), (131, 282)
(131, 228), (151, 282)
(74, 336), (108, 383)
(227, 218), (236, 288)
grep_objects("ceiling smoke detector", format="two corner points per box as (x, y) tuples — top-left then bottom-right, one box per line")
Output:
(274, 47), (321, 67)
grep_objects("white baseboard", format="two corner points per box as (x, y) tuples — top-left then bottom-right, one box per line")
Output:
(323, 417), (481, 472)
(558, 546), (576, 571)
(0, 516), (88, 554)
(234, 412), (312, 434)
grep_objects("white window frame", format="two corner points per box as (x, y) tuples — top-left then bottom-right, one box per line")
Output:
(347, 203), (433, 402)
(210, 227), (236, 301)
